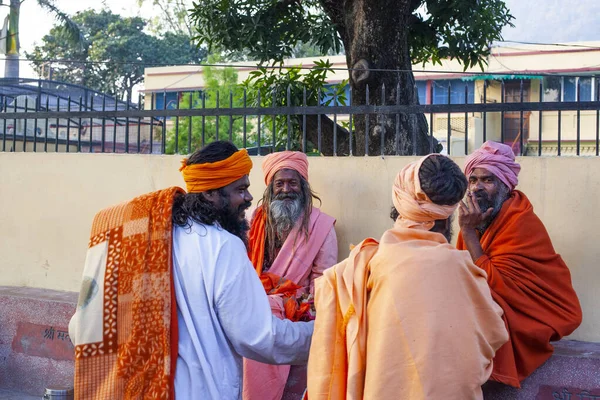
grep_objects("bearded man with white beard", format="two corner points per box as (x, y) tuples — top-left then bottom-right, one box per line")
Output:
(243, 151), (338, 400)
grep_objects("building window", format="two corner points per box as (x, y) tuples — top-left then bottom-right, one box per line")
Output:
(432, 80), (475, 104)
(544, 76), (594, 102)
(154, 92), (180, 110)
(416, 81), (427, 104)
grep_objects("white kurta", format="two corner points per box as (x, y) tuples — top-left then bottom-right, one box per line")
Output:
(172, 220), (314, 400)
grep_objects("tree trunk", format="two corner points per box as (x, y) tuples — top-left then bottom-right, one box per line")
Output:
(3, 0), (20, 78)
(320, 0), (439, 156)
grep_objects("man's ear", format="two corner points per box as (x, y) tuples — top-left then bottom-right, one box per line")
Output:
(202, 190), (219, 205)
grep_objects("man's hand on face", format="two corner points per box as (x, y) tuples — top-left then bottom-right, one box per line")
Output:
(458, 192), (494, 232)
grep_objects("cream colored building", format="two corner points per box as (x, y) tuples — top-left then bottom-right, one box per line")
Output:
(143, 42), (600, 155)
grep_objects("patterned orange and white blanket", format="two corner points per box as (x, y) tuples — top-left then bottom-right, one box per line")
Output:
(69, 187), (184, 399)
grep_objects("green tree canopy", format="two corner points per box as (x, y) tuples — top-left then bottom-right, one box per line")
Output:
(26, 9), (206, 100)
(189, 0), (514, 155)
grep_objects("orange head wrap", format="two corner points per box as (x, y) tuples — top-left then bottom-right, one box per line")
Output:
(179, 149), (253, 193)
(262, 151), (309, 185)
(393, 154), (459, 230)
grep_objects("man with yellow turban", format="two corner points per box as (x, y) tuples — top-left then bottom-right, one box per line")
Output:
(457, 141), (582, 388)
(244, 151), (337, 400)
(307, 154), (508, 400)
(69, 141), (314, 400)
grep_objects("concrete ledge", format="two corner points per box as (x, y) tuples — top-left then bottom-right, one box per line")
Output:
(0, 286), (77, 396)
(483, 340), (600, 399)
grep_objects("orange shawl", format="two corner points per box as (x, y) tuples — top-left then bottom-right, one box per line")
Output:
(70, 187), (183, 399)
(457, 190), (582, 387)
(307, 228), (508, 400)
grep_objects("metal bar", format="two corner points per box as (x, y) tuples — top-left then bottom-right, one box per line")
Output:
(501, 80), (505, 145)
(272, 90), (276, 152)
(136, 94), (142, 154)
(175, 91), (180, 154)
(215, 90), (220, 141)
(257, 90), (261, 156)
(66, 96), (71, 152)
(113, 96), (118, 153)
(5, 101), (600, 120)
(101, 96), (106, 153)
(395, 83), (400, 155)
(125, 93), (130, 153)
(447, 82), (451, 156)
(365, 85), (370, 156)
(558, 84), (562, 156)
(464, 84), (468, 155)
(149, 93), (155, 154)
(318, 88), (322, 154)
(243, 90), (247, 149)
(483, 81), (487, 143)
(380, 84), (385, 157)
(13, 97), (18, 151)
(23, 97), (29, 152)
(519, 80), (524, 155)
(201, 92), (206, 147)
(229, 91), (233, 142)
(430, 81), (434, 153)
(45, 96), (50, 152)
(54, 98), (60, 152)
(161, 91), (167, 154)
(78, 97), (83, 152)
(33, 94), (39, 152)
(576, 79), (581, 156)
(187, 92), (193, 153)
(597, 77), (600, 156)
(302, 87), (307, 153)
(89, 97), (94, 153)
(2, 97), (7, 151)
(349, 87), (353, 156)
(538, 80), (543, 156)
(287, 86), (292, 151)
(333, 88), (338, 157)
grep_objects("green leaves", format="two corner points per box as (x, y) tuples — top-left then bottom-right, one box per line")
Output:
(189, 0), (342, 63)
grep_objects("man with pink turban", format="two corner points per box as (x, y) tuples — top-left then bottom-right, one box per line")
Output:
(457, 141), (582, 388)
(244, 151), (338, 400)
(307, 154), (508, 400)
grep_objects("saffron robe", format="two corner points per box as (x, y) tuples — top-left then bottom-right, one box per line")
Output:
(457, 190), (582, 387)
(308, 227), (508, 400)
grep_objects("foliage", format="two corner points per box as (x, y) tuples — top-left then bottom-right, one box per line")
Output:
(26, 9), (205, 99)
(241, 59), (348, 151)
(136, 0), (193, 36)
(189, 0), (513, 69)
(165, 58), (253, 154)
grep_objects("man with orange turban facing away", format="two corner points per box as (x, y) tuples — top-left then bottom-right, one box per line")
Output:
(307, 154), (508, 400)
(244, 151), (337, 400)
(457, 141), (582, 388)
(69, 141), (314, 400)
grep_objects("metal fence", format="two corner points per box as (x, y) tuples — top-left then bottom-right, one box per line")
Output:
(1, 77), (600, 156)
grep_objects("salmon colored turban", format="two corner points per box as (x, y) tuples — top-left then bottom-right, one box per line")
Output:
(262, 151), (309, 185)
(179, 149), (253, 193)
(393, 154), (460, 230)
(464, 141), (521, 191)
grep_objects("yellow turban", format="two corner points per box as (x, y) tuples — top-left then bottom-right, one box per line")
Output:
(179, 149), (253, 193)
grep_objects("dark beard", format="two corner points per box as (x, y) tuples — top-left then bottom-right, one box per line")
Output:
(474, 185), (510, 233)
(270, 192), (304, 239)
(217, 196), (251, 249)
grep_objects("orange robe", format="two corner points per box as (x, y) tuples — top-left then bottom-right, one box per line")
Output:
(308, 227), (508, 400)
(457, 190), (582, 388)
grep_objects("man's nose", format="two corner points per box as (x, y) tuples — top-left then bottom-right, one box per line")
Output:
(245, 191), (253, 203)
(281, 183), (290, 193)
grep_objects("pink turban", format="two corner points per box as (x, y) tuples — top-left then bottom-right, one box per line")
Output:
(393, 155), (459, 230)
(464, 141), (521, 191)
(262, 151), (309, 185)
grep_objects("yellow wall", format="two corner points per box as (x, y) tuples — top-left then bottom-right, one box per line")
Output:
(0, 153), (598, 341)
